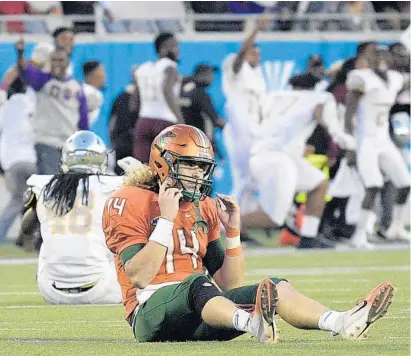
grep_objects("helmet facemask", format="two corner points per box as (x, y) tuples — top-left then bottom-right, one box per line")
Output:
(60, 149), (108, 174)
(164, 153), (216, 203)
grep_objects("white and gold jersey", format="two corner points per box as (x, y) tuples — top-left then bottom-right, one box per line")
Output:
(222, 54), (267, 147)
(252, 90), (333, 158)
(346, 69), (404, 140)
(27, 174), (123, 285)
(135, 58), (180, 123)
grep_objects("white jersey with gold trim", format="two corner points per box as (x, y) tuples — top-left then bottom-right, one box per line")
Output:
(136, 58), (180, 123)
(28, 174), (123, 285)
(346, 69), (404, 141)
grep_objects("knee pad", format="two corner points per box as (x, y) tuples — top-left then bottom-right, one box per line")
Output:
(362, 187), (380, 210)
(188, 275), (222, 316)
(396, 186), (410, 205)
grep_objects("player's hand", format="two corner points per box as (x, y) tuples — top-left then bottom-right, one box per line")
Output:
(345, 150), (357, 167)
(158, 178), (183, 222)
(117, 156), (142, 174)
(215, 193), (241, 232)
(15, 39), (25, 52)
(257, 16), (270, 30)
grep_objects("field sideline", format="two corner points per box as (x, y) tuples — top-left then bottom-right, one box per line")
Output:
(0, 246), (409, 356)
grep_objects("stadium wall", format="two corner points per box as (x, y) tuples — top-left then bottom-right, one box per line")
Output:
(0, 40), (395, 193)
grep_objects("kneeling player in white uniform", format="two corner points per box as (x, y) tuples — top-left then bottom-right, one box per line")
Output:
(250, 74), (355, 249)
(21, 131), (123, 304)
(345, 47), (410, 248)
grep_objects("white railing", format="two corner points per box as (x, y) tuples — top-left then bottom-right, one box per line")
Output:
(0, 12), (408, 42)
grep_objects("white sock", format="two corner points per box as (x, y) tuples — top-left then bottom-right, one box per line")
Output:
(393, 204), (405, 223)
(318, 310), (346, 333)
(233, 309), (251, 332)
(365, 210), (377, 234)
(357, 209), (375, 232)
(300, 215), (320, 238)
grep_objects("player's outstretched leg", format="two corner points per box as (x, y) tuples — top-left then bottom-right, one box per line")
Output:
(275, 280), (394, 340)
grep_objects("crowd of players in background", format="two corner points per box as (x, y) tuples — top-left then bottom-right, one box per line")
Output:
(0, 19), (409, 254)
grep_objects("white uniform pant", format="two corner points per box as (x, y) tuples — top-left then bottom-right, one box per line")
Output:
(249, 151), (325, 226)
(357, 137), (410, 189)
(223, 123), (253, 212)
(37, 261), (121, 305)
(328, 158), (365, 225)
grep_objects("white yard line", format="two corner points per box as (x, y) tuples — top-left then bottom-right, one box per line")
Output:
(0, 258), (38, 265)
(246, 265), (409, 276)
(285, 278), (371, 283)
(244, 244), (410, 256)
(1, 320), (125, 324)
(1, 304), (121, 309)
(0, 292), (40, 296)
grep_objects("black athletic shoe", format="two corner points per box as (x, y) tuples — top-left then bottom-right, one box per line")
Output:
(240, 233), (261, 247)
(296, 236), (335, 249)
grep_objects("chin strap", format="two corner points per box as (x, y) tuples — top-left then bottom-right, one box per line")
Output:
(193, 198), (209, 234)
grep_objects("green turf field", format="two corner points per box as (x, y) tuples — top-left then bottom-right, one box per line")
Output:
(0, 244), (409, 356)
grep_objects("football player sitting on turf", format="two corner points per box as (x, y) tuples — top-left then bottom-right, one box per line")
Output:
(102, 124), (394, 343)
(21, 130), (123, 305)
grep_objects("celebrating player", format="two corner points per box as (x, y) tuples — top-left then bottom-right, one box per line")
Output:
(248, 73), (356, 248)
(103, 124), (393, 342)
(345, 46), (410, 247)
(21, 131), (122, 304)
(222, 18), (268, 212)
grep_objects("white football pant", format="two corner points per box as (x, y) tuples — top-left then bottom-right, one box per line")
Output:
(357, 137), (410, 189)
(37, 260), (122, 305)
(249, 151), (325, 226)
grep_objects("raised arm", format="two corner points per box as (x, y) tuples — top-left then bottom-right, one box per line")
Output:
(124, 182), (182, 288)
(16, 39), (51, 91)
(16, 39), (27, 72)
(204, 194), (244, 291)
(232, 17), (268, 74)
(163, 66), (184, 124)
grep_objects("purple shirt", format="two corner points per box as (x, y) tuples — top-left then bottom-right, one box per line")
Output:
(23, 63), (89, 130)
(23, 63), (89, 148)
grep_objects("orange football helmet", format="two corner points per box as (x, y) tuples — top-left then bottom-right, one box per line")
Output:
(149, 124), (216, 202)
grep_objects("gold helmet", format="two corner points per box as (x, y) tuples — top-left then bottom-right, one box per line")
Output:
(149, 124), (216, 203)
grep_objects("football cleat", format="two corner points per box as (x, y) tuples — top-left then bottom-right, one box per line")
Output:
(247, 279), (279, 343)
(383, 222), (410, 242)
(349, 229), (376, 250)
(338, 281), (394, 340)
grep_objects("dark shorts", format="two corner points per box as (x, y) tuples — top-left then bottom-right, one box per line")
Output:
(133, 118), (174, 164)
(132, 273), (286, 342)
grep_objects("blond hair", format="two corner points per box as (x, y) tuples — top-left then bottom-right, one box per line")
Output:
(122, 164), (158, 191)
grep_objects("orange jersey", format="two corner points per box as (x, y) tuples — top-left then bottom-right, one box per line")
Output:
(102, 185), (220, 320)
